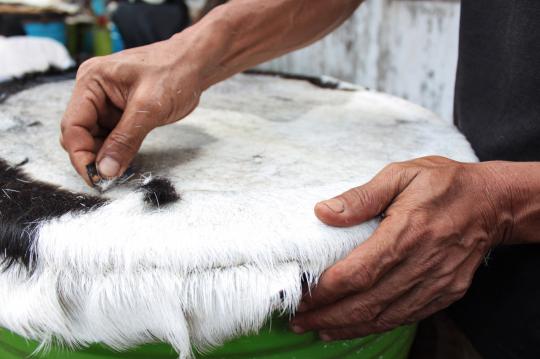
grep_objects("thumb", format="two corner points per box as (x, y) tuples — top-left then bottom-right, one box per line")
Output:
(315, 164), (415, 227)
(96, 103), (155, 179)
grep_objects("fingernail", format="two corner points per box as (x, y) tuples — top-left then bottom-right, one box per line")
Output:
(320, 333), (332, 342)
(98, 157), (120, 178)
(290, 323), (305, 334)
(321, 198), (345, 214)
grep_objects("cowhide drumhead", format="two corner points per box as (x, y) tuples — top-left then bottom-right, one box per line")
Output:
(0, 73), (477, 358)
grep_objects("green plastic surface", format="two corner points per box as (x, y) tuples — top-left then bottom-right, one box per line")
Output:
(0, 318), (415, 359)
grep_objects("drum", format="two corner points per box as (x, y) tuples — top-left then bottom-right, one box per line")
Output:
(0, 72), (476, 358)
(0, 318), (416, 359)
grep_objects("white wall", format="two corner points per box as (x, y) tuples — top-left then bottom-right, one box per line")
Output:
(258, 0), (461, 122)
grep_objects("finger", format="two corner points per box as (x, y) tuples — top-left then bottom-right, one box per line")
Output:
(314, 285), (424, 342)
(317, 286), (442, 342)
(95, 100), (156, 178)
(381, 240), (483, 327)
(293, 254), (426, 332)
(328, 246), (482, 340)
(406, 246), (484, 325)
(298, 217), (409, 313)
(295, 216), (485, 332)
(315, 163), (417, 227)
(61, 133), (106, 153)
(61, 86), (104, 185)
(404, 296), (453, 326)
(292, 278), (399, 333)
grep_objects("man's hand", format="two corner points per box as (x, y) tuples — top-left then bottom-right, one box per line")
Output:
(291, 156), (521, 341)
(60, 38), (203, 185)
(60, 0), (363, 185)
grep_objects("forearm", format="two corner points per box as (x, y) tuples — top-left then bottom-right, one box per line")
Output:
(485, 161), (540, 245)
(171, 0), (362, 89)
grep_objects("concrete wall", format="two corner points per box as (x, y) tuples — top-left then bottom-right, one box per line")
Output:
(258, 0), (461, 122)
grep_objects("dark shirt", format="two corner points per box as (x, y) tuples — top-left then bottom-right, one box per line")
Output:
(454, 0), (540, 161)
(450, 2), (540, 359)
(112, 1), (190, 49)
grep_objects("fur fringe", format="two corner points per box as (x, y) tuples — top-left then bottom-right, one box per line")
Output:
(0, 187), (377, 358)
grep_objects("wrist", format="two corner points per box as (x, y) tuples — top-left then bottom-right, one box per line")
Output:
(477, 161), (540, 245)
(169, 6), (236, 91)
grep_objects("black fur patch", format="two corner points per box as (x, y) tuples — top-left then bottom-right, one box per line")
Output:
(139, 178), (180, 208)
(245, 69), (354, 91)
(0, 158), (106, 271)
(86, 162), (135, 193)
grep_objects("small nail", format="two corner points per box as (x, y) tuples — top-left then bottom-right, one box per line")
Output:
(321, 198), (345, 214)
(290, 324), (305, 334)
(98, 157), (120, 178)
(320, 333), (332, 342)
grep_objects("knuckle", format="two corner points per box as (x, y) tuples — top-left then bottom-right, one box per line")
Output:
(403, 213), (431, 241)
(347, 187), (375, 208)
(419, 155), (448, 164)
(132, 97), (160, 115)
(430, 276), (453, 295)
(134, 96), (155, 110)
(450, 277), (472, 296)
(384, 244), (402, 268)
(348, 262), (375, 291)
(386, 162), (402, 171)
(108, 131), (138, 153)
(382, 162), (403, 176)
(390, 213), (423, 252)
(104, 60), (127, 79)
(424, 250), (449, 271)
(443, 163), (466, 182)
(130, 98), (148, 112)
(434, 252), (465, 278)
(77, 58), (101, 77)
(351, 301), (378, 322)
(413, 210), (432, 229)
(326, 265), (353, 291)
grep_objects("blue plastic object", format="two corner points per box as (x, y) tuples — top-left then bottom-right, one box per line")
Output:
(23, 21), (67, 45)
(110, 23), (125, 53)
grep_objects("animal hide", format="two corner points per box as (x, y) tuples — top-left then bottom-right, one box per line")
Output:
(0, 73), (477, 358)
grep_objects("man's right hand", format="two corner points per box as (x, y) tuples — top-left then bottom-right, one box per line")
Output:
(60, 0), (363, 186)
(60, 37), (203, 185)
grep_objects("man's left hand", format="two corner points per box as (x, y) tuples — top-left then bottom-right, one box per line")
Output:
(290, 156), (515, 341)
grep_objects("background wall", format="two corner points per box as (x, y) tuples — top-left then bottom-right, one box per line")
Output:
(258, 0), (461, 122)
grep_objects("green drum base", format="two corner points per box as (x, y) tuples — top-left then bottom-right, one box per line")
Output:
(0, 318), (416, 359)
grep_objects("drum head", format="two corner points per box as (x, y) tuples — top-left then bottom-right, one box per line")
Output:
(0, 73), (476, 357)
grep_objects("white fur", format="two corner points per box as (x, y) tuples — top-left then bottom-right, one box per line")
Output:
(0, 0), (78, 14)
(0, 74), (478, 357)
(0, 36), (73, 83)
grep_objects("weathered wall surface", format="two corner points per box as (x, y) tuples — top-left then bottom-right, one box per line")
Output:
(258, 0), (461, 122)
